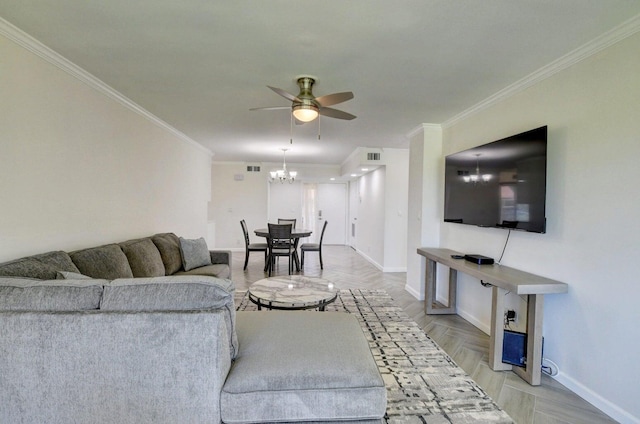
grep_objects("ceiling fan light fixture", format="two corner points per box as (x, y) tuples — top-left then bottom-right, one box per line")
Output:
(292, 103), (319, 122)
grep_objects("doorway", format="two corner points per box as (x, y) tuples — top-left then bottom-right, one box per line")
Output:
(302, 183), (347, 244)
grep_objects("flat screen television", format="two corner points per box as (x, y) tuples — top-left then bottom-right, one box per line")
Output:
(444, 126), (547, 233)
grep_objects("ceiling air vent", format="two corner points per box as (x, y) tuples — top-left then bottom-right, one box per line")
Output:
(367, 152), (381, 161)
(246, 165), (261, 172)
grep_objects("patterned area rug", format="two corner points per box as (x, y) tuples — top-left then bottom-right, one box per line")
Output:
(236, 289), (513, 424)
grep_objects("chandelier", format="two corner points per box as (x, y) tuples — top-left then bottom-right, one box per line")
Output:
(269, 148), (297, 184)
(463, 154), (491, 183)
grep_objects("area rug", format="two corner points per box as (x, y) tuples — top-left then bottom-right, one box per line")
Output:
(235, 289), (513, 424)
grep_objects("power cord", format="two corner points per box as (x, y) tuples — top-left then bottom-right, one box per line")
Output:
(497, 229), (512, 264)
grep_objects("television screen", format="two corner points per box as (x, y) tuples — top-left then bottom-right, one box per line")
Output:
(444, 126), (547, 233)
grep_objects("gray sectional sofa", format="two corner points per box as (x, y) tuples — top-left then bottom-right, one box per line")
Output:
(0, 233), (387, 423)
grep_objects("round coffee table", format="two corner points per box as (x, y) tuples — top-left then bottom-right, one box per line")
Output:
(248, 275), (338, 311)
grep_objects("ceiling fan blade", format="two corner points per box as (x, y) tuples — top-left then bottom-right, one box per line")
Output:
(314, 91), (354, 107)
(319, 107), (356, 120)
(249, 106), (291, 111)
(267, 86), (300, 102)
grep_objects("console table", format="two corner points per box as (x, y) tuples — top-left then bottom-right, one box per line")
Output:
(417, 247), (568, 385)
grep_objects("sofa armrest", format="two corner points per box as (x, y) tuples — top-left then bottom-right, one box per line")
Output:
(210, 250), (232, 277)
(0, 310), (231, 424)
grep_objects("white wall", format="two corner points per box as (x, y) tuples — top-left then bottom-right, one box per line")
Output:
(209, 163), (269, 249)
(382, 149), (409, 272)
(267, 182), (303, 227)
(440, 32), (640, 422)
(355, 168), (386, 267)
(0, 31), (212, 261)
(406, 125), (443, 298)
(351, 149), (410, 271)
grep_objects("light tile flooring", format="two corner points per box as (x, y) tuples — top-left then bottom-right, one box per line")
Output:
(232, 245), (618, 424)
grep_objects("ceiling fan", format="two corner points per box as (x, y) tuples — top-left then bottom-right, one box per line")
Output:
(250, 75), (356, 123)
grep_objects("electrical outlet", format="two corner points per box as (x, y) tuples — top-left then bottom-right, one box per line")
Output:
(505, 309), (516, 323)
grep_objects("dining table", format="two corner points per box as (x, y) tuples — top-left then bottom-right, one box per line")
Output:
(254, 227), (312, 272)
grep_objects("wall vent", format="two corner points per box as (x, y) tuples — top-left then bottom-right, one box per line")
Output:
(246, 165), (261, 172)
(366, 152), (381, 161)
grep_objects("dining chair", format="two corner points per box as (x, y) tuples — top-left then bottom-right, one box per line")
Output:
(300, 220), (328, 269)
(275, 218), (296, 249)
(240, 220), (268, 270)
(267, 223), (295, 276)
(277, 218), (297, 227)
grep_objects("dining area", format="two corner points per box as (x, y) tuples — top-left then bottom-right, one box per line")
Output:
(240, 219), (328, 276)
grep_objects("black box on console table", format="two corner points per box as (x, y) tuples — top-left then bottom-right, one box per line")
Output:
(464, 254), (495, 265)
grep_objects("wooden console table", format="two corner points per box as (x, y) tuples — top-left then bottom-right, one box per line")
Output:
(417, 247), (568, 385)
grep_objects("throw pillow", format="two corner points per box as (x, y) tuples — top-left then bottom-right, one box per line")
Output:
(179, 237), (211, 271)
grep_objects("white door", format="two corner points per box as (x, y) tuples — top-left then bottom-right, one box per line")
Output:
(348, 180), (358, 248)
(304, 183), (347, 245)
(316, 183), (347, 244)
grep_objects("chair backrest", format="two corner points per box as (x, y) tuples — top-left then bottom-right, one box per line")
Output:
(268, 223), (293, 249)
(277, 218), (296, 228)
(318, 220), (328, 245)
(240, 220), (250, 247)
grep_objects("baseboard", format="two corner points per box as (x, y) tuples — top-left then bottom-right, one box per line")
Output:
(441, 300), (636, 422)
(404, 284), (423, 301)
(553, 373), (639, 424)
(383, 266), (407, 272)
(355, 249), (384, 271)
(440, 296), (491, 335)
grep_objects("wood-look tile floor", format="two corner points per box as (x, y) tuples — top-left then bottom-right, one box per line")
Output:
(232, 245), (618, 424)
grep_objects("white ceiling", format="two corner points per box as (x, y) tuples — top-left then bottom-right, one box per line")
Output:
(2, 1), (639, 165)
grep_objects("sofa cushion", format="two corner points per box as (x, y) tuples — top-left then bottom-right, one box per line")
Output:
(179, 237), (211, 271)
(56, 271), (93, 280)
(151, 233), (183, 275)
(0, 277), (106, 311)
(0, 250), (80, 280)
(221, 311), (387, 423)
(70, 244), (134, 280)
(120, 238), (165, 277)
(173, 263), (231, 279)
(101, 276), (238, 358)
(0, 257), (58, 280)
(33, 251), (81, 273)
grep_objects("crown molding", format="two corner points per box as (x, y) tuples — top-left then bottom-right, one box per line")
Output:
(406, 123), (442, 138)
(0, 17), (212, 157)
(442, 13), (640, 129)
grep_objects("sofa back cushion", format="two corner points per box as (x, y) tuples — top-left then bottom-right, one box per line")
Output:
(0, 277), (106, 311)
(0, 251), (80, 280)
(70, 244), (134, 280)
(151, 233), (183, 275)
(120, 238), (165, 277)
(101, 276), (238, 358)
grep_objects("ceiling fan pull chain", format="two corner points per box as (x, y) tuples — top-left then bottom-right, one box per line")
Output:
(318, 115), (321, 140)
(290, 112), (294, 144)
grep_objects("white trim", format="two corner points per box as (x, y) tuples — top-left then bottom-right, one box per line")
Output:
(355, 248), (384, 271)
(383, 266), (407, 273)
(553, 373), (639, 424)
(454, 305), (491, 336)
(442, 13), (640, 129)
(406, 123), (442, 139)
(404, 284), (422, 300)
(0, 17), (213, 157)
